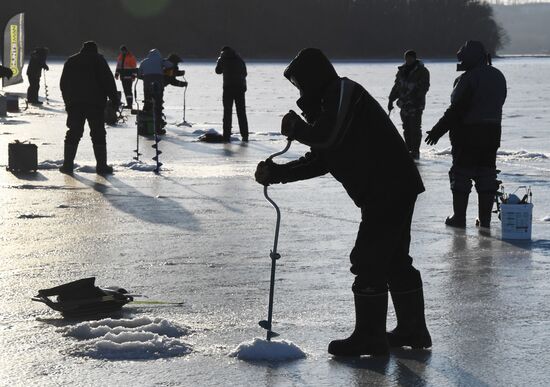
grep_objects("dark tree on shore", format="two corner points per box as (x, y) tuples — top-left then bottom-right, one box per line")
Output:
(1, 0), (503, 59)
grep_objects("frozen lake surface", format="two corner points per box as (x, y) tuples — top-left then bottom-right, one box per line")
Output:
(1, 58), (549, 386)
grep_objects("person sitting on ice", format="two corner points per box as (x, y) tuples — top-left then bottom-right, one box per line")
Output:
(254, 48), (431, 357)
(425, 41), (507, 229)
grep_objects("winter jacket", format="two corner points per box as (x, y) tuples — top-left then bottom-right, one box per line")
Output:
(163, 59), (186, 87)
(138, 49), (163, 78)
(115, 51), (138, 79)
(431, 63), (507, 148)
(389, 60), (430, 113)
(215, 48), (247, 91)
(60, 42), (119, 109)
(275, 48), (424, 207)
(26, 48), (49, 78)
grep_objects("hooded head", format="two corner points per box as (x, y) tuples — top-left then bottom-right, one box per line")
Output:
(404, 50), (417, 66)
(284, 48), (338, 122)
(120, 45), (128, 53)
(80, 41), (98, 54)
(147, 49), (162, 60)
(284, 48), (338, 99)
(456, 41), (487, 72)
(167, 53), (182, 64)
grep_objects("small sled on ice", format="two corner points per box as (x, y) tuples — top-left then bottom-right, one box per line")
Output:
(32, 277), (133, 317)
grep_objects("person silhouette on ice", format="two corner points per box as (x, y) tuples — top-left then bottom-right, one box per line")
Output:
(255, 48), (431, 357)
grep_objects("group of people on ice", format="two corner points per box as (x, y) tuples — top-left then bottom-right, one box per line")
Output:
(1, 39), (506, 358)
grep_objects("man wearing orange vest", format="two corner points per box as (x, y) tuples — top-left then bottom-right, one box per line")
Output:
(115, 45), (138, 108)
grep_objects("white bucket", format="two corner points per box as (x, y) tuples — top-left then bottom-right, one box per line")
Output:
(500, 203), (533, 240)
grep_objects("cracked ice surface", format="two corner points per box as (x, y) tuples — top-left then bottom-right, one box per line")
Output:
(1, 59), (550, 386)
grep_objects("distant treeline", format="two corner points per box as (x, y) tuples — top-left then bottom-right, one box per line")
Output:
(1, 0), (503, 59)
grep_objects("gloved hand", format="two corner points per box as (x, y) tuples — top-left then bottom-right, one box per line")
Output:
(179, 81), (188, 87)
(255, 159), (282, 186)
(115, 73), (120, 80)
(387, 100), (394, 113)
(44, 65), (49, 71)
(425, 130), (441, 146)
(281, 110), (301, 139)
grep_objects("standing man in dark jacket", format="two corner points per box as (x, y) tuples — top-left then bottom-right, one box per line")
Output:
(215, 46), (248, 142)
(388, 50), (430, 160)
(26, 47), (49, 105)
(255, 49), (431, 357)
(426, 41), (507, 229)
(59, 41), (120, 175)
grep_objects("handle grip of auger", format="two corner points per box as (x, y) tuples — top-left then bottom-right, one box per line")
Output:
(267, 138), (292, 161)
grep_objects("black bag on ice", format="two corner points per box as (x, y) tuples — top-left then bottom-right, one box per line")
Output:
(7, 140), (38, 172)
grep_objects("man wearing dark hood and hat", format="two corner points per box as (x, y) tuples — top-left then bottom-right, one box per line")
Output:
(26, 47), (49, 104)
(59, 41), (120, 174)
(215, 46), (248, 142)
(388, 50), (430, 160)
(255, 48), (431, 357)
(426, 41), (507, 229)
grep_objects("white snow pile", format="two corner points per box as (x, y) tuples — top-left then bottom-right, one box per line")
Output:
(118, 160), (158, 172)
(63, 317), (191, 360)
(497, 150), (548, 160)
(38, 159), (64, 170)
(229, 338), (306, 361)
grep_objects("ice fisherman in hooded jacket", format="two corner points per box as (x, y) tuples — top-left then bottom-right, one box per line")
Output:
(255, 48), (431, 357)
(426, 41), (507, 229)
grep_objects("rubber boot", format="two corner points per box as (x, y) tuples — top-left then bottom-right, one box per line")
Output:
(476, 193), (494, 228)
(59, 141), (79, 174)
(93, 143), (113, 175)
(328, 292), (389, 357)
(410, 131), (422, 161)
(387, 287), (432, 349)
(445, 192), (469, 228)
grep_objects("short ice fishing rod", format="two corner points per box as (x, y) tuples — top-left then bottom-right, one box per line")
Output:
(259, 138), (292, 341)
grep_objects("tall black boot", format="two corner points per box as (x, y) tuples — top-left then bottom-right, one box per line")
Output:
(93, 143), (113, 175)
(328, 292), (389, 357)
(445, 192), (469, 228)
(410, 131), (422, 160)
(59, 141), (79, 174)
(476, 193), (494, 228)
(387, 287), (432, 349)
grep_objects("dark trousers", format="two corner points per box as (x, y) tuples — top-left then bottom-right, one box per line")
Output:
(121, 78), (134, 106)
(65, 106), (106, 146)
(27, 76), (41, 102)
(223, 88), (248, 140)
(350, 195), (422, 294)
(400, 110), (423, 156)
(143, 80), (164, 127)
(450, 147), (498, 194)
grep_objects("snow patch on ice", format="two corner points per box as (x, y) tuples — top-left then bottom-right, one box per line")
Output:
(63, 317), (191, 360)
(497, 150), (548, 160)
(542, 215), (550, 222)
(38, 159), (64, 170)
(229, 338), (306, 361)
(75, 165), (97, 173)
(118, 160), (158, 172)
